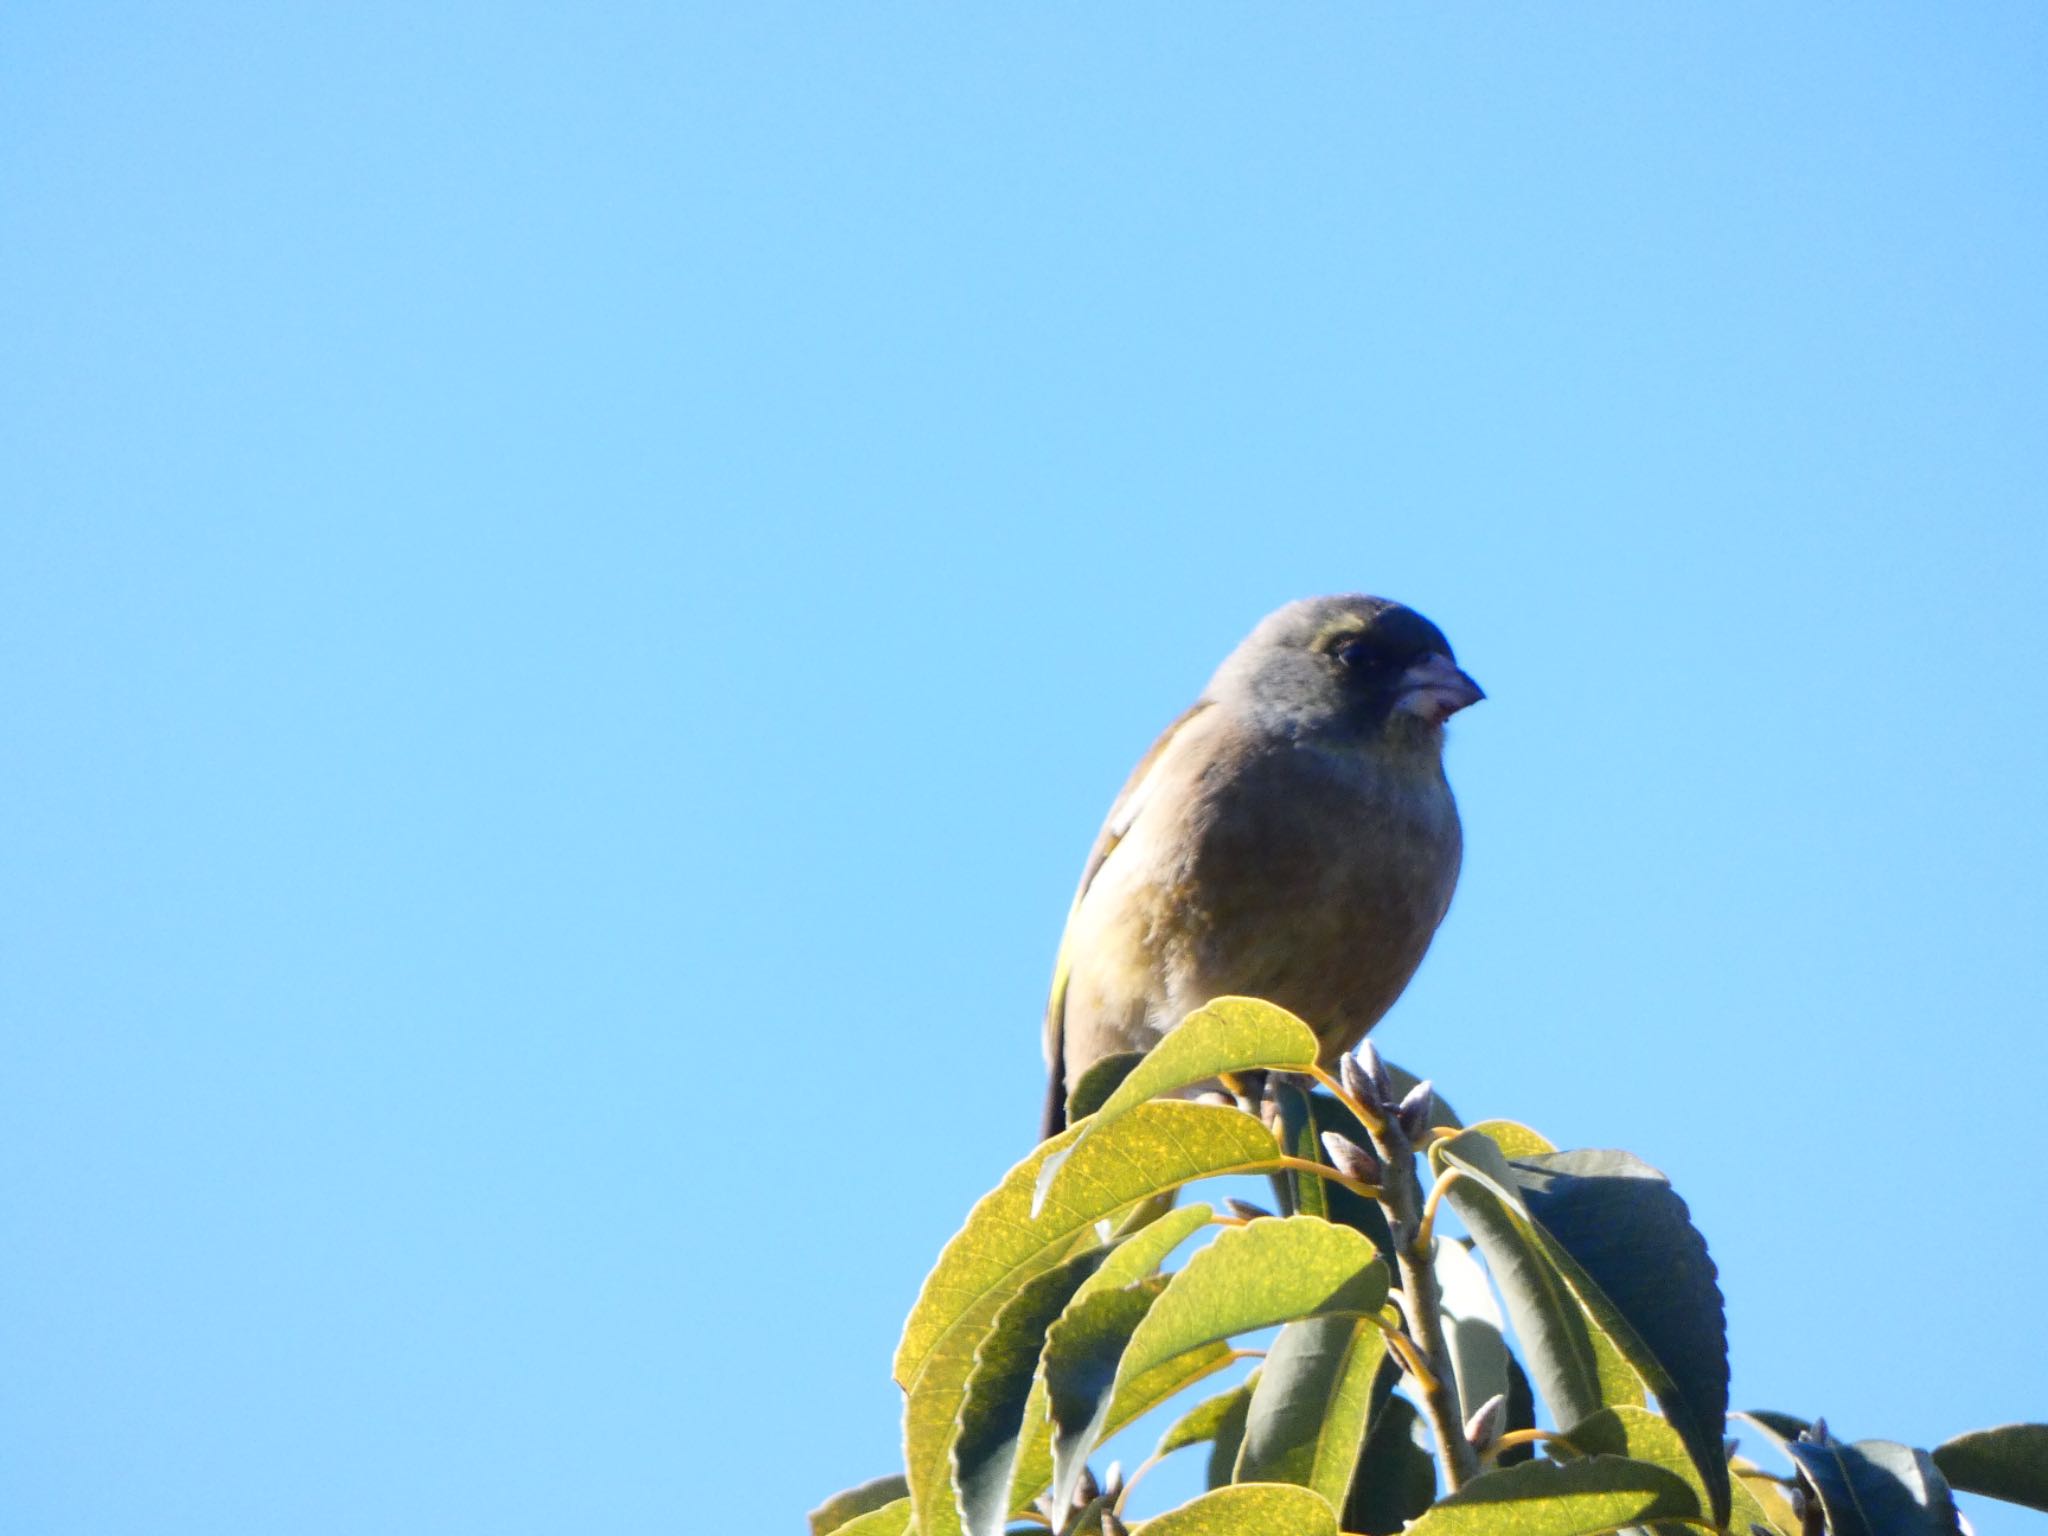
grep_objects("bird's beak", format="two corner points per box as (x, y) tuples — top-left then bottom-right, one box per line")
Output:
(1393, 652), (1485, 724)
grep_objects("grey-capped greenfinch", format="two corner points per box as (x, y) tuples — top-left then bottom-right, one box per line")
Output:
(1042, 594), (1483, 1137)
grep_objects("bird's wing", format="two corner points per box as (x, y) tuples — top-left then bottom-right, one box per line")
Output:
(1041, 701), (1211, 1139)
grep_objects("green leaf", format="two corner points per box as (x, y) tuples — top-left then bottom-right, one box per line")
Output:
(1235, 1314), (1389, 1507)
(1733, 1409), (1811, 1447)
(1044, 1216), (1387, 1510)
(1004, 1204), (1215, 1513)
(809, 1475), (909, 1536)
(1434, 1238), (1508, 1431)
(1786, 1438), (1964, 1536)
(1133, 1482), (1339, 1536)
(1931, 1423), (2048, 1512)
(955, 1250), (1112, 1536)
(1563, 1406), (1713, 1525)
(1093, 998), (1322, 1128)
(1464, 1119), (1555, 1158)
(1434, 1132), (1644, 1431)
(1265, 1076), (1328, 1221)
(1402, 1455), (1701, 1536)
(1067, 1051), (1146, 1125)
(1207, 1369), (1256, 1489)
(1434, 1132), (1731, 1528)
(1037, 998), (1319, 1213)
(1155, 1374), (1260, 1459)
(830, 1496), (913, 1536)
(1045, 1278), (1169, 1509)
(1343, 1394), (1437, 1536)
(1120, 1218), (1388, 1386)
(894, 1104), (1278, 1536)
(1512, 1150), (1729, 1529)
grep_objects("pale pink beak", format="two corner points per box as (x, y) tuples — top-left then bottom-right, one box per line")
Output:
(1393, 652), (1485, 724)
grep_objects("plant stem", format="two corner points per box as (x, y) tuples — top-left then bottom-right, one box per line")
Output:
(1366, 1112), (1481, 1491)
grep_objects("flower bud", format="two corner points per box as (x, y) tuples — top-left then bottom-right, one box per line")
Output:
(1222, 1198), (1272, 1222)
(1395, 1079), (1435, 1141)
(1463, 1392), (1506, 1451)
(1319, 1130), (1381, 1184)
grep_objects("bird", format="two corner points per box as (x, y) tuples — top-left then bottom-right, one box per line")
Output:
(1041, 594), (1483, 1139)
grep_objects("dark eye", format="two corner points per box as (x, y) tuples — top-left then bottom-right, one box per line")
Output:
(1334, 636), (1388, 671)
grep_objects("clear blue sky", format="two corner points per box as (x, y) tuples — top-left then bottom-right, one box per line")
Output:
(4, 6), (2043, 1532)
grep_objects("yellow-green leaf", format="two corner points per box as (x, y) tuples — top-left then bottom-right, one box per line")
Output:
(1036, 998), (1317, 1214)
(895, 1105), (1277, 1536)
(1134, 1482), (1339, 1535)
(1403, 1455), (1701, 1535)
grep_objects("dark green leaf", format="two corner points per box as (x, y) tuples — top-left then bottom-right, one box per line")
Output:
(1235, 1314), (1389, 1508)
(1500, 1355), (1537, 1468)
(1132, 1483), (1339, 1535)
(1434, 1132), (1644, 1434)
(1402, 1455), (1701, 1536)
(1067, 1052), (1146, 1125)
(1735, 1410), (1812, 1447)
(1510, 1150), (1728, 1528)
(955, 1250), (1110, 1536)
(1343, 1394), (1437, 1535)
(1004, 1206), (1217, 1514)
(1045, 1279), (1167, 1512)
(1265, 1077), (1328, 1221)
(1931, 1423), (2048, 1512)
(809, 1475), (909, 1536)
(894, 1104), (1279, 1536)
(1786, 1438), (1963, 1536)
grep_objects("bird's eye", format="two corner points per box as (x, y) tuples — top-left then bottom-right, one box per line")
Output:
(1334, 636), (1385, 671)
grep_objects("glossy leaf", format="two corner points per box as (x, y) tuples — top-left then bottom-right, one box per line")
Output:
(809, 1475), (909, 1536)
(1786, 1437), (1964, 1536)
(1434, 1131), (1644, 1430)
(1512, 1149), (1728, 1527)
(1931, 1423), (2048, 1512)
(1133, 1482), (1339, 1536)
(895, 1105), (1277, 1536)
(1235, 1314), (1388, 1507)
(1434, 1131), (1730, 1527)
(1343, 1393), (1436, 1535)
(1402, 1455), (1701, 1536)
(1036, 998), (1318, 1213)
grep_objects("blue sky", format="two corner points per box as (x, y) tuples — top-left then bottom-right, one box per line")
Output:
(4, 5), (2044, 1532)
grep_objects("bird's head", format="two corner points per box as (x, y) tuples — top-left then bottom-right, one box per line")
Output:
(1205, 594), (1484, 750)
